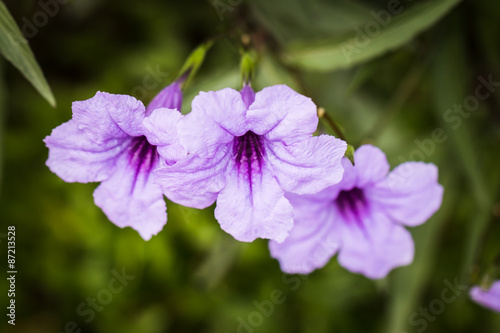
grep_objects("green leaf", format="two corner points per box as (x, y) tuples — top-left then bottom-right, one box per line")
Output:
(250, 0), (372, 44)
(0, 59), (4, 195)
(387, 173), (455, 333)
(428, 15), (495, 284)
(254, 51), (300, 91)
(284, 0), (462, 71)
(0, 2), (55, 106)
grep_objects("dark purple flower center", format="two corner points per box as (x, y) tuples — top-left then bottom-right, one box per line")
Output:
(335, 187), (368, 224)
(128, 136), (157, 191)
(233, 131), (265, 192)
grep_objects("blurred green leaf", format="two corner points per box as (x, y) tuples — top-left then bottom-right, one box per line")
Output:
(254, 51), (300, 91)
(284, 0), (461, 71)
(0, 59), (4, 195)
(429, 16), (494, 284)
(194, 233), (240, 290)
(387, 173), (454, 333)
(0, 2), (55, 106)
(250, 0), (372, 43)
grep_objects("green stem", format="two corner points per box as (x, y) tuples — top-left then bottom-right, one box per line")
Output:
(318, 109), (347, 142)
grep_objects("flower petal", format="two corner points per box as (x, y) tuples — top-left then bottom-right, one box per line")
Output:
(367, 162), (443, 227)
(178, 88), (248, 158)
(335, 158), (358, 191)
(470, 281), (500, 313)
(154, 145), (231, 209)
(266, 135), (346, 195)
(354, 145), (390, 187)
(337, 205), (414, 279)
(240, 84), (256, 108)
(214, 158), (294, 243)
(44, 120), (127, 183)
(269, 194), (339, 274)
(142, 108), (187, 163)
(93, 154), (166, 241)
(105, 93), (147, 137)
(142, 108), (180, 146)
(146, 81), (183, 116)
(72, 92), (144, 142)
(247, 85), (318, 145)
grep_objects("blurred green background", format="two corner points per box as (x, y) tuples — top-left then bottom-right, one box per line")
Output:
(1, 0), (500, 332)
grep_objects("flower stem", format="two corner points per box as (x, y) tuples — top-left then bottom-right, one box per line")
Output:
(317, 107), (354, 164)
(317, 107), (346, 141)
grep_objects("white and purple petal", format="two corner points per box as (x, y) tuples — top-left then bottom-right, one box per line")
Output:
(177, 88), (248, 158)
(154, 145), (230, 209)
(44, 120), (128, 183)
(353, 145), (390, 187)
(266, 135), (346, 195)
(93, 147), (166, 241)
(142, 108), (187, 164)
(269, 192), (340, 274)
(367, 162), (444, 227)
(336, 201), (414, 279)
(246, 85), (318, 145)
(470, 281), (500, 313)
(214, 155), (293, 243)
(72, 92), (144, 142)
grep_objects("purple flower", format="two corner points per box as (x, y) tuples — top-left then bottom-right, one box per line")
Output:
(470, 281), (500, 312)
(44, 82), (182, 240)
(269, 145), (443, 278)
(144, 84), (347, 243)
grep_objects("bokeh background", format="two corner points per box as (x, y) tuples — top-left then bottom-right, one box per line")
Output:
(1, 0), (500, 332)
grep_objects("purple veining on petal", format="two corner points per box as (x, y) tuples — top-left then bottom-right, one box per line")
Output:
(128, 135), (158, 192)
(335, 187), (368, 225)
(233, 131), (265, 193)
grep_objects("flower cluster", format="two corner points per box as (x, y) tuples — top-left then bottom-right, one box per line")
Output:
(45, 67), (443, 279)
